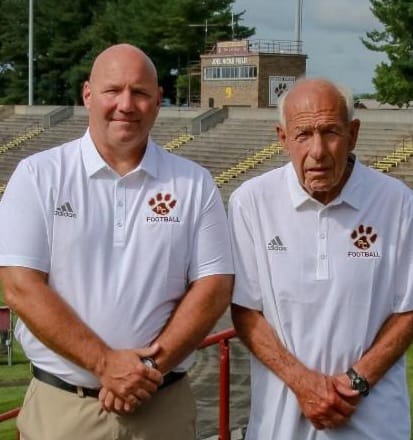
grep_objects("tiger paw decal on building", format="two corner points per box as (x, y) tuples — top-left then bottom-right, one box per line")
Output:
(148, 193), (177, 216)
(351, 225), (377, 250)
(274, 82), (287, 97)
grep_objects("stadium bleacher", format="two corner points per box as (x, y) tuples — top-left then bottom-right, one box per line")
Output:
(0, 106), (412, 204)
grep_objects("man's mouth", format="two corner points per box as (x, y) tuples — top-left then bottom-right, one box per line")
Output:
(307, 167), (328, 173)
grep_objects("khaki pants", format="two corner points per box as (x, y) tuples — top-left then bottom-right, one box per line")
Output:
(18, 376), (196, 440)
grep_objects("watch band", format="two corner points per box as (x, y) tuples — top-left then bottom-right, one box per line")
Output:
(346, 367), (370, 397)
(346, 367), (358, 381)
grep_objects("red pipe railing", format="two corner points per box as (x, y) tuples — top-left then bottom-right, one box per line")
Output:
(199, 328), (237, 440)
(0, 328), (238, 440)
(0, 408), (20, 440)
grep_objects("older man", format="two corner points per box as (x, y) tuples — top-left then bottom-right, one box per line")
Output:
(0, 44), (233, 440)
(229, 78), (413, 439)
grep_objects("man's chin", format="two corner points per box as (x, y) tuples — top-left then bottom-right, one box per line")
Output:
(110, 133), (147, 148)
(304, 179), (331, 194)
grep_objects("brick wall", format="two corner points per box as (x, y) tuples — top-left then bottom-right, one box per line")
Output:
(258, 54), (307, 107)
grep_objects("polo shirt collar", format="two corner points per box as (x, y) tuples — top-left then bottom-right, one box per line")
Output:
(287, 156), (363, 210)
(80, 129), (159, 178)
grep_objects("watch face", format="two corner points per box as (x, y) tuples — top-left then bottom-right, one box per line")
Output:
(142, 357), (156, 369)
(353, 377), (369, 395)
(346, 368), (369, 396)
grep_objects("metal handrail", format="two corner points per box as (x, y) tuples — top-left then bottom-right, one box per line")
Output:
(0, 328), (238, 440)
(0, 407), (20, 423)
(0, 408), (20, 440)
(247, 38), (303, 54)
(199, 328), (237, 440)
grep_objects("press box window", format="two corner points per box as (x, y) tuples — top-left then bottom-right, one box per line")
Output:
(204, 65), (257, 80)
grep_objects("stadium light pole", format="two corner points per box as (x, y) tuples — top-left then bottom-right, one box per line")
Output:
(28, 0), (34, 106)
(295, 0), (303, 53)
(188, 17), (235, 48)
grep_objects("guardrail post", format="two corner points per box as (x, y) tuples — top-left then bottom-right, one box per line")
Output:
(218, 339), (230, 440)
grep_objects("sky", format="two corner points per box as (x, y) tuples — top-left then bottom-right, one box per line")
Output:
(233, 0), (387, 94)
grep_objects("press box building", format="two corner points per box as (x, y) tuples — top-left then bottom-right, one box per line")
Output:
(200, 40), (307, 108)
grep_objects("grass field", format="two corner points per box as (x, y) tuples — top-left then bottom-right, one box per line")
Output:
(0, 332), (31, 440)
(1, 296), (413, 439)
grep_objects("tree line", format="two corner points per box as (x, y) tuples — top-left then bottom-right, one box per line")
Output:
(0, 0), (254, 105)
(0, 0), (412, 106)
(363, 0), (413, 107)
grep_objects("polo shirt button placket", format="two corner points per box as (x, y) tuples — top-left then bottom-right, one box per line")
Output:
(317, 210), (329, 280)
(114, 180), (126, 245)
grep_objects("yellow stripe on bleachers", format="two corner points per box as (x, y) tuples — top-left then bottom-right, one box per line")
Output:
(370, 139), (413, 173)
(214, 142), (281, 187)
(164, 133), (194, 152)
(0, 126), (45, 155)
(0, 183), (6, 196)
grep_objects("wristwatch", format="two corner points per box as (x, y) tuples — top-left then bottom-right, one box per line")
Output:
(141, 357), (158, 369)
(346, 367), (370, 396)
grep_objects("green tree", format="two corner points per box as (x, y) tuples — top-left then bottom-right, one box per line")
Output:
(33, 0), (107, 104)
(84, 0), (254, 101)
(0, 0), (31, 104)
(0, 0), (106, 105)
(0, 0), (254, 105)
(363, 0), (413, 107)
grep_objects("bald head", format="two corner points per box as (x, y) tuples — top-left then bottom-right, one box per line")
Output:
(89, 44), (158, 86)
(275, 77), (360, 205)
(82, 44), (162, 174)
(278, 78), (354, 127)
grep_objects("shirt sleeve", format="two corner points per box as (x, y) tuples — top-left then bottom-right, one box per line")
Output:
(228, 189), (263, 311)
(393, 192), (413, 313)
(0, 160), (50, 272)
(187, 175), (234, 281)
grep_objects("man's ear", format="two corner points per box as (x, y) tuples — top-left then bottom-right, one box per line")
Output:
(276, 124), (289, 153)
(157, 86), (163, 107)
(348, 119), (360, 152)
(82, 81), (91, 109)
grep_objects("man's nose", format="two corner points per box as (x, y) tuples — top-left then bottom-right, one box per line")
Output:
(118, 90), (134, 112)
(309, 132), (326, 160)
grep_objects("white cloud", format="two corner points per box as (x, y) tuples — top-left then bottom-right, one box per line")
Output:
(308, 0), (379, 32)
(235, 0), (295, 36)
(233, 0), (387, 93)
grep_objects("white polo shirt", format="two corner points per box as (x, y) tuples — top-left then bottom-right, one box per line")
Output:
(0, 130), (233, 388)
(229, 160), (413, 440)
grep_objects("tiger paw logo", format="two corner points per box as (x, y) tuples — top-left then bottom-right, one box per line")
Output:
(148, 193), (177, 216)
(351, 225), (377, 250)
(274, 83), (287, 97)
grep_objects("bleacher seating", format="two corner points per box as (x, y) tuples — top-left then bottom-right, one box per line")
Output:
(0, 108), (412, 207)
(214, 143), (282, 187)
(0, 126), (44, 154)
(164, 133), (195, 152)
(371, 140), (413, 173)
(0, 114), (44, 146)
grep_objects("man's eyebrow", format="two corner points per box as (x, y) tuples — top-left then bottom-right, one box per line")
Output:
(293, 125), (313, 131)
(100, 82), (120, 89)
(295, 122), (341, 131)
(130, 84), (149, 91)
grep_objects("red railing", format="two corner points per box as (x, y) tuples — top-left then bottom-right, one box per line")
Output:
(0, 408), (20, 440)
(0, 328), (238, 440)
(198, 328), (237, 440)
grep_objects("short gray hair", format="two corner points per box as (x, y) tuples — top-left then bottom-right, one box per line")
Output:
(278, 78), (354, 126)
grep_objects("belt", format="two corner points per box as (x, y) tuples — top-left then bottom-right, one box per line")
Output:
(32, 366), (186, 398)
